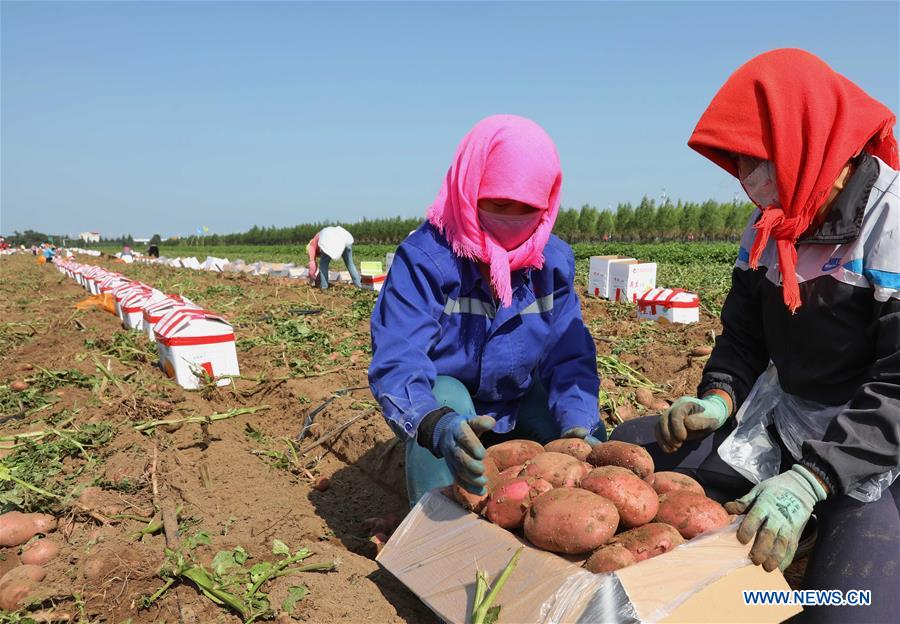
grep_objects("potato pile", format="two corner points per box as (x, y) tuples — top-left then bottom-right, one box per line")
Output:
(0, 511), (59, 610)
(451, 439), (729, 574)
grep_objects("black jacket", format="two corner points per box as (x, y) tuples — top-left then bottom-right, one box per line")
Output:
(700, 153), (900, 496)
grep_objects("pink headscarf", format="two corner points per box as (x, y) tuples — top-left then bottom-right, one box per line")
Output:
(427, 115), (562, 307)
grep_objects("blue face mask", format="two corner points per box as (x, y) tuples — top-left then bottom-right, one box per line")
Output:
(738, 157), (780, 208)
(478, 208), (543, 250)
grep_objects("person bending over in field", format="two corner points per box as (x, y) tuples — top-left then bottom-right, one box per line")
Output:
(306, 225), (362, 289)
(612, 49), (899, 623)
(368, 115), (602, 507)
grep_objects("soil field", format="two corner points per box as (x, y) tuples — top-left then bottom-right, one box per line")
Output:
(0, 252), (802, 623)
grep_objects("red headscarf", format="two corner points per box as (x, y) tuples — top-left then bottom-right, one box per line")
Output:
(688, 48), (898, 312)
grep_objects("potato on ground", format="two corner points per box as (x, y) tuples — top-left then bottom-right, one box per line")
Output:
(611, 522), (685, 562)
(0, 512), (57, 547)
(486, 440), (544, 471)
(0, 565), (46, 611)
(524, 489), (619, 554)
(451, 456), (500, 514)
(543, 438), (592, 462)
(522, 452), (584, 488)
(655, 491), (729, 539)
(486, 476), (553, 529)
(645, 471), (705, 496)
(584, 543), (637, 573)
(20, 538), (60, 566)
(587, 441), (654, 478)
(580, 466), (659, 528)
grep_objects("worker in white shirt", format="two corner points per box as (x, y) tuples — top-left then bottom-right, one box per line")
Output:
(307, 226), (362, 289)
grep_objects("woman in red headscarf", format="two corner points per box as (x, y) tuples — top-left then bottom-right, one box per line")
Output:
(612, 49), (899, 622)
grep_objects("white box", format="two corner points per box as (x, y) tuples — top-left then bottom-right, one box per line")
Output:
(360, 273), (386, 292)
(154, 309), (240, 389)
(122, 288), (167, 330)
(637, 288), (701, 324)
(588, 256), (635, 298)
(609, 260), (657, 303)
(112, 282), (146, 321)
(142, 295), (199, 342)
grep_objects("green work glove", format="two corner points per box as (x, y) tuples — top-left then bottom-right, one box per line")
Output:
(656, 394), (729, 452)
(724, 465), (827, 572)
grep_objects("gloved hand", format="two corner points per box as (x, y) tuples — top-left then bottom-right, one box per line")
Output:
(724, 464), (827, 571)
(561, 427), (602, 446)
(656, 394), (729, 453)
(431, 412), (496, 495)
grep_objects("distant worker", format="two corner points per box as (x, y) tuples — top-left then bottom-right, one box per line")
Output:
(147, 244), (160, 258)
(306, 225), (362, 289)
(611, 49), (899, 623)
(41, 243), (55, 265)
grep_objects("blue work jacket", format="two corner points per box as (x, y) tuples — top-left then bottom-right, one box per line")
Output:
(369, 222), (600, 439)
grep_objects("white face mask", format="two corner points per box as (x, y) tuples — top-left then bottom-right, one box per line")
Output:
(738, 157), (780, 208)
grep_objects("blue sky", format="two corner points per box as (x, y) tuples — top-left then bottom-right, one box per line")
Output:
(2, 1), (897, 238)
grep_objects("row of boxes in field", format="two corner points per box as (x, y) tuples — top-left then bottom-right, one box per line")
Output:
(55, 258), (240, 390)
(588, 255), (699, 324)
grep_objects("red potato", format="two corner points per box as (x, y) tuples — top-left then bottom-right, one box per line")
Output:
(10, 381), (29, 393)
(312, 476), (331, 492)
(486, 440), (544, 471)
(587, 441), (654, 479)
(633, 388), (656, 409)
(584, 543), (637, 573)
(610, 523), (685, 562)
(645, 471), (705, 497)
(580, 466), (659, 528)
(522, 452), (584, 488)
(524, 489), (619, 554)
(655, 491), (729, 539)
(451, 456), (499, 514)
(485, 477), (553, 529)
(497, 464), (524, 481)
(0, 512), (57, 547)
(0, 565), (46, 611)
(543, 438), (592, 462)
(20, 539), (60, 566)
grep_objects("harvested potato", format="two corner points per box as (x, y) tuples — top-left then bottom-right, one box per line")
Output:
(497, 464), (524, 481)
(580, 466), (659, 528)
(655, 491), (729, 539)
(543, 438), (592, 462)
(645, 471), (704, 496)
(691, 346), (713, 357)
(611, 522), (685, 561)
(587, 441), (654, 478)
(486, 440), (544, 471)
(584, 542), (637, 573)
(634, 388), (656, 409)
(312, 476), (331, 492)
(486, 476), (553, 529)
(0, 565), (46, 611)
(20, 539), (60, 566)
(0, 512), (57, 547)
(524, 489), (619, 554)
(522, 452), (583, 488)
(451, 456), (499, 514)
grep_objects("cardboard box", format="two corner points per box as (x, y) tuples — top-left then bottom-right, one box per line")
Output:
(142, 295), (199, 342)
(154, 309), (239, 389)
(588, 256), (635, 298)
(112, 282), (147, 321)
(378, 492), (800, 624)
(610, 260), (658, 303)
(122, 288), (167, 330)
(638, 288), (701, 324)
(361, 273), (386, 292)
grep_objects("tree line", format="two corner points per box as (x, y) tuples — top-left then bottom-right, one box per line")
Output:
(5, 197), (756, 248)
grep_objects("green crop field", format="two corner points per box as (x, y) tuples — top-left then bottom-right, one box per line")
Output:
(95, 241), (738, 316)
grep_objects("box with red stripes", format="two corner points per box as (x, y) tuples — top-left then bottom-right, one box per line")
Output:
(637, 288), (700, 324)
(153, 309), (240, 389)
(361, 273), (386, 292)
(610, 260), (657, 303)
(121, 287), (167, 330)
(142, 295), (200, 342)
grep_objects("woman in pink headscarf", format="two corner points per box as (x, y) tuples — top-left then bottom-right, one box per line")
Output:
(369, 115), (602, 506)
